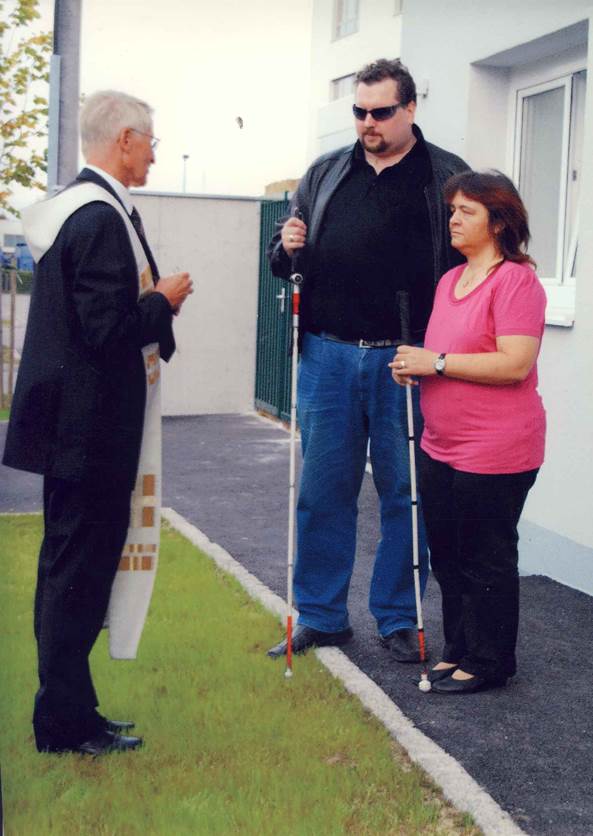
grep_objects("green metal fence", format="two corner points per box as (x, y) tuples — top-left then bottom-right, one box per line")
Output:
(255, 198), (292, 420)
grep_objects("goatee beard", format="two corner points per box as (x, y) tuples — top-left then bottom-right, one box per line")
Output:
(362, 134), (387, 153)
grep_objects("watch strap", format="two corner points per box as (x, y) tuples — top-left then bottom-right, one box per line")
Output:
(435, 353), (447, 376)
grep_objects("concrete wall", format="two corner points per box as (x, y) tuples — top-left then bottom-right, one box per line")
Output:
(133, 192), (261, 417)
(308, 0), (403, 159)
(401, 0), (593, 592)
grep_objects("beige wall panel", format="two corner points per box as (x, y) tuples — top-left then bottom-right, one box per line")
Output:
(134, 193), (261, 416)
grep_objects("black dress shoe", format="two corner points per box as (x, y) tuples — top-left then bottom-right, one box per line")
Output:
(380, 628), (429, 663)
(40, 730), (143, 755)
(431, 673), (508, 694)
(76, 731), (143, 755)
(267, 624), (353, 658)
(103, 718), (136, 733)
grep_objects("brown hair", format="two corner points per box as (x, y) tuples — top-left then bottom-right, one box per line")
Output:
(444, 170), (536, 267)
(355, 58), (416, 105)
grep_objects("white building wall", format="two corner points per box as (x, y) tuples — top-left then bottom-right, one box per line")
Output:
(402, 1), (592, 158)
(0, 218), (24, 246)
(133, 193), (261, 417)
(308, 0), (403, 160)
(401, 0), (593, 591)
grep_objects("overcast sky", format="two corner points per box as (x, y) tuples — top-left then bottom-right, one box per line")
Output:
(31, 0), (313, 198)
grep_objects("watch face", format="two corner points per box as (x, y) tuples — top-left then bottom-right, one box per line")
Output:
(435, 355), (446, 373)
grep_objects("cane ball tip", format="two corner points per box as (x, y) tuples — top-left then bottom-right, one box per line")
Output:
(418, 678), (431, 693)
(284, 668), (293, 679)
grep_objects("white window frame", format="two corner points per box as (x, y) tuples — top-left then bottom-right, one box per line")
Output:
(330, 73), (355, 101)
(333, 0), (359, 40)
(511, 69), (586, 326)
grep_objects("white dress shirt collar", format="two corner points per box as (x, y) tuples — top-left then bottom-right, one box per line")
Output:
(84, 164), (134, 215)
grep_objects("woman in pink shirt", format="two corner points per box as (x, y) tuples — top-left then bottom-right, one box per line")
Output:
(390, 171), (546, 694)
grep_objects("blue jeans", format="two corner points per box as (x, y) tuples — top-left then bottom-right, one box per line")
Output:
(295, 332), (428, 637)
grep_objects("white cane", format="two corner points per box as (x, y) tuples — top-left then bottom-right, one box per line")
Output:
(285, 210), (304, 679)
(397, 291), (430, 692)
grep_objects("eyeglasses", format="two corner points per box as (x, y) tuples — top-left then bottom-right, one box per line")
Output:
(130, 128), (160, 150)
(352, 103), (403, 122)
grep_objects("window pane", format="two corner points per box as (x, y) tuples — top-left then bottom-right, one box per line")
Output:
(519, 86), (564, 277)
(335, 0), (359, 38)
(330, 73), (355, 100)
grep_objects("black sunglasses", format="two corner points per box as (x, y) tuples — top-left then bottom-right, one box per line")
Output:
(352, 103), (403, 122)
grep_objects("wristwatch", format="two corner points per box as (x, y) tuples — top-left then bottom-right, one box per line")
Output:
(434, 353), (447, 376)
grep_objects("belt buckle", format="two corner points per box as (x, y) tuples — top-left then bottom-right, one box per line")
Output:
(359, 339), (371, 349)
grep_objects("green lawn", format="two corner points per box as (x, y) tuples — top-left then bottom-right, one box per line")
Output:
(0, 407), (9, 420)
(0, 516), (478, 836)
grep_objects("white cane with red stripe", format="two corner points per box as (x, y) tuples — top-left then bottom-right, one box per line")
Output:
(285, 208), (305, 678)
(285, 277), (301, 678)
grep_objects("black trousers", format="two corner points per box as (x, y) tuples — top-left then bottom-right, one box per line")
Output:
(418, 451), (538, 679)
(33, 476), (131, 750)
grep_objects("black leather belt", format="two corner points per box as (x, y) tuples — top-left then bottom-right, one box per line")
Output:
(318, 332), (399, 349)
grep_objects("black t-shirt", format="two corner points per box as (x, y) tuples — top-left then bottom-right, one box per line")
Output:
(305, 139), (434, 341)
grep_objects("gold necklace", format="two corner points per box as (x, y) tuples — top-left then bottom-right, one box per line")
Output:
(460, 260), (503, 290)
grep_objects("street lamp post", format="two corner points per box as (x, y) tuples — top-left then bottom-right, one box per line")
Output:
(48, 0), (82, 191)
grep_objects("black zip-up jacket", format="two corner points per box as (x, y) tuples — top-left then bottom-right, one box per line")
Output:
(267, 125), (470, 343)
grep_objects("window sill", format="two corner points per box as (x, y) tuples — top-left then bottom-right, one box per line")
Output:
(545, 310), (574, 327)
(543, 283), (575, 328)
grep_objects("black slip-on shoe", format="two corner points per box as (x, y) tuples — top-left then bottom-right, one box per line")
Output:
(39, 730), (143, 755)
(380, 628), (430, 663)
(267, 624), (353, 658)
(431, 674), (508, 694)
(427, 664), (459, 684)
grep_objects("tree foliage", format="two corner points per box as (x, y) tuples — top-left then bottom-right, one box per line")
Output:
(0, 0), (51, 215)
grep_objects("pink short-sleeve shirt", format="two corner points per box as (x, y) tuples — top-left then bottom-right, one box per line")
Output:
(420, 261), (546, 474)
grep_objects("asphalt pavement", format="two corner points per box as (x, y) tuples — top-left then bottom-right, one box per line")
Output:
(1, 414), (592, 835)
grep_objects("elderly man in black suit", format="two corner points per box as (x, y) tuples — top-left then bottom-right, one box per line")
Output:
(3, 90), (193, 755)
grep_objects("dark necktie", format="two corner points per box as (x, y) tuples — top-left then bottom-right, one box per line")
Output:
(130, 206), (146, 240)
(129, 206), (159, 282)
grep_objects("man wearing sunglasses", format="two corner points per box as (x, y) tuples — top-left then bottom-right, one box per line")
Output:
(267, 58), (469, 663)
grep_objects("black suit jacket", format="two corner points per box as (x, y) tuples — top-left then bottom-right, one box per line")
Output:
(3, 169), (175, 491)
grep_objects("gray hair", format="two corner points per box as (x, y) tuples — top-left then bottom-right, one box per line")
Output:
(80, 90), (153, 157)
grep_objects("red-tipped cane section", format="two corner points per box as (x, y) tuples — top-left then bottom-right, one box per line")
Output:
(292, 287), (300, 315)
(417, 627), (427, 663)
(286, 614), (293, 671)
